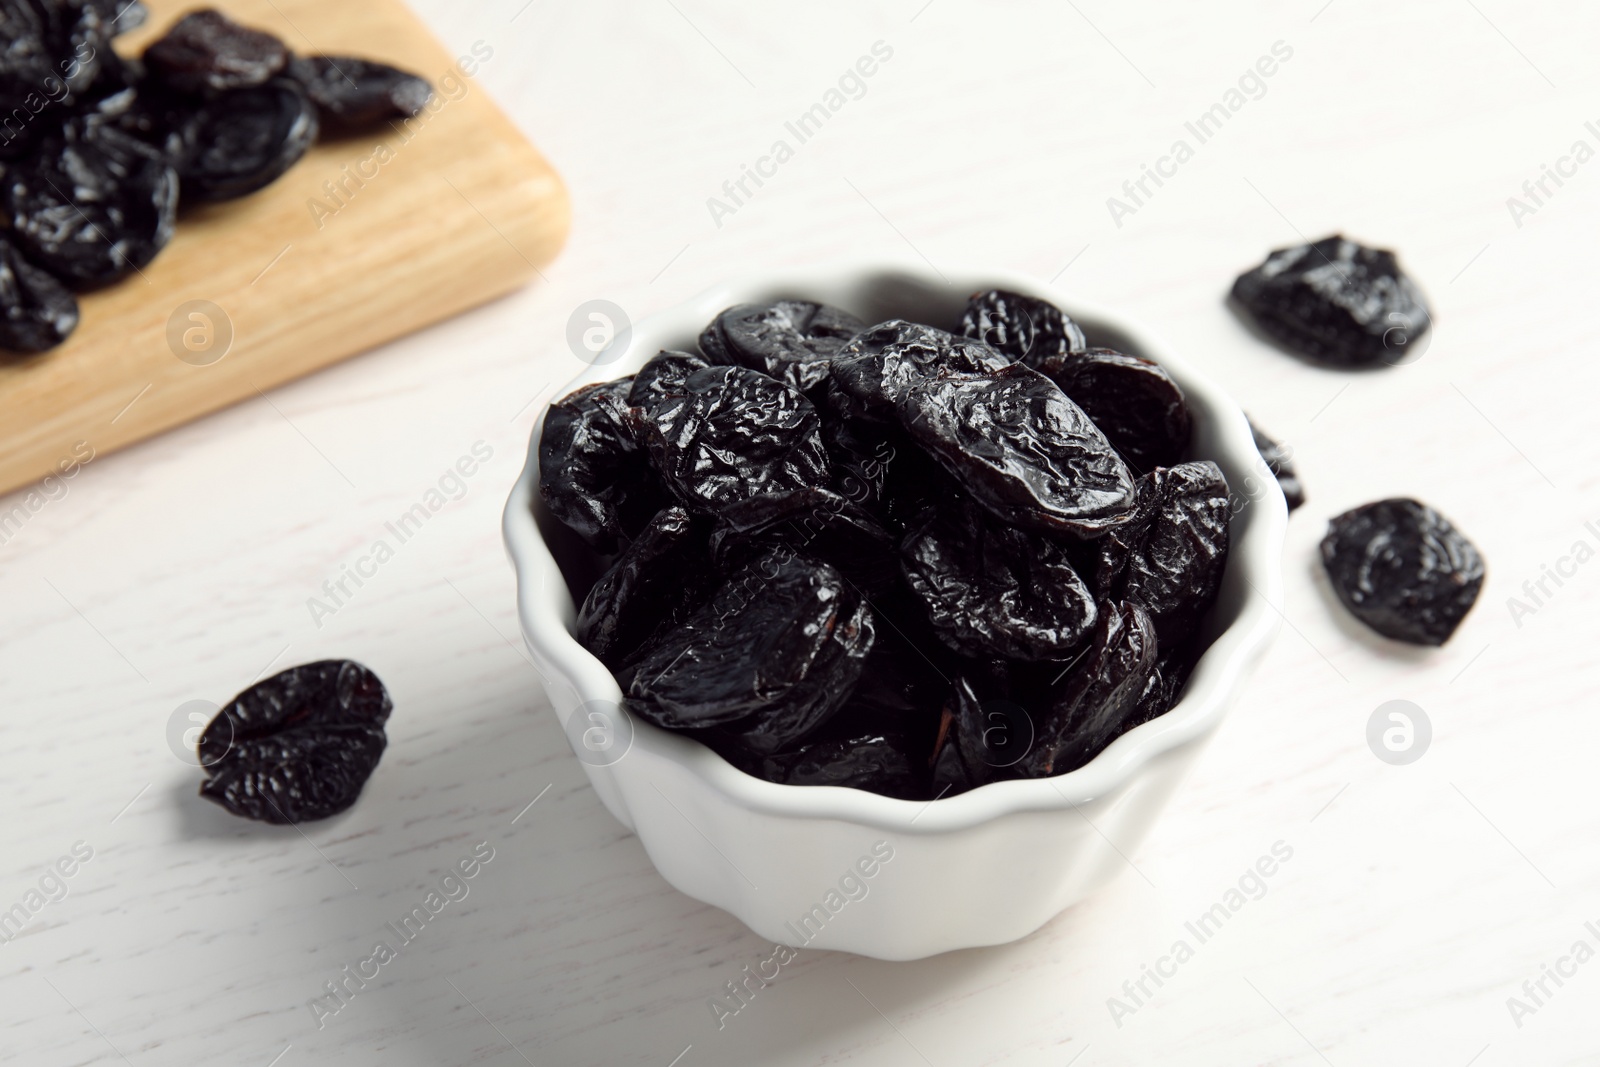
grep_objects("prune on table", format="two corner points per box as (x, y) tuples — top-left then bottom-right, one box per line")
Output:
(1320, 498), (1483, 645)
(175, 79), (319, 202)
(198, 660), (392, 824)
(1231, 235), (1431, 366)
(627, 349), (710, 409)
(1045, 348), (1191, 473)
(287, 55), (431, 132)
(626, 549), (874, 755)
(144, 8), (289, 92)
(710, 487), (898, 596)
(539, 377), (663, 553)
(632, 364), (830, 514)
(699, 299), (865, 394)
(1108, 462), (1230, 647)
(960, 288), (1086, 367)
(576, 506), (710, 668)
(1022, 601), (1157, 777)
(900, 495), (1097, 661)
(5, 121), (178, 289)
(1248, 417), (1304, 512)
(0, 236), (78, 353)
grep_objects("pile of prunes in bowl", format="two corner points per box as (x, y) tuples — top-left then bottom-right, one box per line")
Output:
(538, 291), (1235, 800)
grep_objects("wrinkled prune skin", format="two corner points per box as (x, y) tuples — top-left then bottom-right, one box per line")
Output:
(539, 378), (663, 553)
(176, 80), (318, 202)
(710, 487), (898, 596)
(1320, 498), (1482, 645)
(821, 415), (900, 511)
(1111, 462), (1230, 646)
(633, 365), (830, 514)
(0, 0), (140, 117)
(901, 496), (1097, 661)
(627, 550), (875, 754)
(627, 349), (710, 409)
(1022, 601), (1157, 777)
(144, 8), (289, 92)
(5, 121), (177, 288)
(198, 660), (392, 824)
(758, 730), (924, 800)
(928, 673), (1038, 796)
(1045, 348), (1190, 473)
(0, 235), (78, 353)
(699, 299), (865, 394)
(576, 506), (710, 668)
(960, 288), (1086, 366)
(1231, 235), (1431, 366)
(288, 55), (431, 132)
(829, 319), (1009, 421)
(1248, 417), (1304, 511)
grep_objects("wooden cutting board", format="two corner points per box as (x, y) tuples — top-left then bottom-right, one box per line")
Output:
(0, 0), (568, 497)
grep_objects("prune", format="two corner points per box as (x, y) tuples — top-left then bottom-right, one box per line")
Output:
(539, 378), (662, 553)
(626, 550), (874, 754)
(821, 415), (900, 510)
(1248, 417), (1304, 511)
(5, 121), (177, 288)
(710, 487), (897, 596)
(900, 496), (1097, 661)
(0, 235), (78, 353)
(287, 55), (431, 132)
(699, 299), (864, 393)
(1022, 601), (1157, 777)
(960, 288), (1086, 366)
(632, 365), (830, 513)
(198, 660), (391, 824)
(1045, 348), (1190, 472)
(176, 80), (318, 202)
(758, 730), (924, 800)
(144, 8), (289, 92)
(627, 349), (710, 409)
(576, 506), (710, 668)
(1231, 235), (1431, 366)
(829, 319), (1008, 422)
(1320, 498), (1482, 645)
(930, 675), (1033, 796)
(1110, 462), (1230, 646)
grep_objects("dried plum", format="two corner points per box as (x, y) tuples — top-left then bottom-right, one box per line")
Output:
(829, 319), (1009, 422)
(198, 660), (391, 824)
(699, 299), (864, 393)
(1045, 347), (1190, 472)
(1248, 417), (1304, 511)
(627, 349), (710, 409)
(576, 506), (710, 668)
(176, 79), (318, 202)
(288, 55), (431, 132)
(144, 8), (289, 92)
(758, 730), (924, 800)
(626, 550), (873, 754)
(538, 378), (662, 553)
(1321, 498), (1482, 645)
(900, 495), (1097, 661)
(960, 288), (1086, 366)
(1232, 235), (1431, 366)
(632, 364), (830, 513)
(710, 487), (898, 596)
(0, 235), (77, 352)
(930, 675), (1034, 796)
(821, 415), (900, 510)
(1111, 462), (1230, 647)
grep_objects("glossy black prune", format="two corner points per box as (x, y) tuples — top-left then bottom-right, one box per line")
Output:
(538, 377), (662, 553)
(144, 8), (289, 92)
(821, 415), (900, 511)
(5, 121), (178, 288)
(1111, 462), (1230, 647)
(0, 235), (78, 353)
(1231, 235), (1431, 366)
(288, 55), (431, 132)
(176, 79), (318, 202)
(626, 550), (874, 754)
(1022, 601), (1157, 777)
(929, 675), (1033, 796)
(758, 730), (924, 800)
(633, 364), (830, 514)
(699, 299), (865, 394)
(829, 319), (1009, 422)
(576, 506), (710, 668)
(627, 349), (710, 409)
(900, 496), (1097, 661)
(1045, 347), (1190, 472)
(960, 288), (1086, 366)
(1320, 498), (1483, 645)
(1248, 417), (1304, 512)
(709, 487), (898, 596)
(198, 660), (391, 824)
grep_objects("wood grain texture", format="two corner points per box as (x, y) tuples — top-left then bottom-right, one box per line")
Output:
(0, 0), (568, 496)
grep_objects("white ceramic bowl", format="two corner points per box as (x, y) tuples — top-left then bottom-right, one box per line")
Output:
(503, 263), (1286, 960)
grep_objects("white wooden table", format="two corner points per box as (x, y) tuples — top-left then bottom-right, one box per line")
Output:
(4, 1), (1597, 1063)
